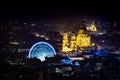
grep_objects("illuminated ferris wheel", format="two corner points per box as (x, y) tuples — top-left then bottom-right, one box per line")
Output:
(28, 41), (56, 61)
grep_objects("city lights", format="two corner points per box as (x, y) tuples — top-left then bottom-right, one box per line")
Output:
(28, 41), (56, 61)
(0, 2), (120, 80)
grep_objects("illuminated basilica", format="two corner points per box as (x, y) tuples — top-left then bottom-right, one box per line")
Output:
(62, 22), (97, 52)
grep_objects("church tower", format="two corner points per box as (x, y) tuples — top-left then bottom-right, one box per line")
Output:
(62, 32), (72, 52)
(70, 32), (77, 51)
(76, 21), (91, 50)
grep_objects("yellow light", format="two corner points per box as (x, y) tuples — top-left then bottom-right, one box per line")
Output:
(92, 43), (95, 46)
(86, 21), (97, 31)
(35, 33), (39, 37)
(62, 26), (92, 52)
(45, 37), (49, 40)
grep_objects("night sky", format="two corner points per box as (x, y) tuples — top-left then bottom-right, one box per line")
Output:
(0, 1), (120, 23)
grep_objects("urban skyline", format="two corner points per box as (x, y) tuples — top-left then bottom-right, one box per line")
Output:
(0, 1), (120, 80)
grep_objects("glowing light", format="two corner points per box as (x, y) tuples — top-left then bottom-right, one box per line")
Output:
(35, 33), (39, 37)
(75, 61), (80, 66)
(70, 57), (84, 61)
(86, 21), (97, 31)
(9, 41), (19, 45)
(28, 41), (56, 61)
(92, 43), (95, 46)
(62, 27), (91, 52)
(91, 48), (109, 56)
(61, 59), (72, 65)
(45, 37), (49, 40)
(39, 35), (45, 38)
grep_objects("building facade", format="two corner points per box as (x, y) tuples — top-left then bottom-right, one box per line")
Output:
(62, 27), (91, 52)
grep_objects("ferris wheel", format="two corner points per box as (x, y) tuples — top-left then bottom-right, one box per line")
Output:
(28, 41), (56, 61)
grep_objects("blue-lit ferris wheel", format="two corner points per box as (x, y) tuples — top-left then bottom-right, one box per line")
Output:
(28, 41), (56, 61)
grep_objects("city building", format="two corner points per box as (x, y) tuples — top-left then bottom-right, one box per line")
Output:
(62, 22), (97, 52)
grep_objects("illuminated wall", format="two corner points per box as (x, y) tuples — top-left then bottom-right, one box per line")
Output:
(28, 42), (56, 61)
(76, 29), (91, 50)
(62, 32), (72, 52)
(70, 33), (77, 51)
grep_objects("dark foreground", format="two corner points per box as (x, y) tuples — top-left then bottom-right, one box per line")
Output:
(0, 54), (120, 80)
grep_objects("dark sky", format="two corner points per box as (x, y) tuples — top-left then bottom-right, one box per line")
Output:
(0, 1), (120, 22)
